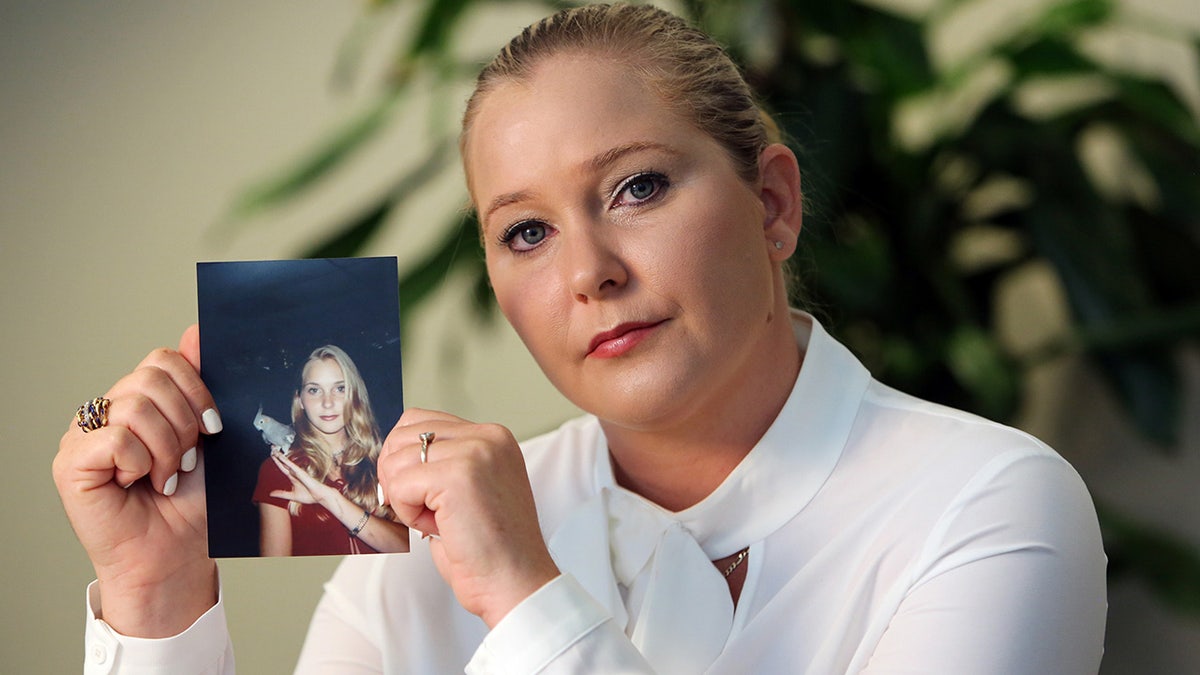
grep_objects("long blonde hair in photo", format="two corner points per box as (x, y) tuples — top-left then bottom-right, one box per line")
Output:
(287, 345), (384, 517)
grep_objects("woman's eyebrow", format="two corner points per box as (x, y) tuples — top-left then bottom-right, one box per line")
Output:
(484, 190), (534, 223)
(483, 142), (679, 223)
(585, 141), (678, 173)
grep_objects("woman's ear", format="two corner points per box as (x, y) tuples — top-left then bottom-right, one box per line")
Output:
(758, 144), (803, 261)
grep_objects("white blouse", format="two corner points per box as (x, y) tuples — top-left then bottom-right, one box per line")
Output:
(83, 311), (1107, 674)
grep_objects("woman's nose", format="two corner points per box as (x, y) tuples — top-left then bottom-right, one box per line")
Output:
(564, 228), (628, 302)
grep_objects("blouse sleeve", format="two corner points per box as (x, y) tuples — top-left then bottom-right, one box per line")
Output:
(467, 574), (654, 674)
(252, 456), (291, 510)
(860, 451), (1107, 674)
(83, 580), (235, 675)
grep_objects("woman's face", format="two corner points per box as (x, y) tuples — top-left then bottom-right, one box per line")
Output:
(466, 55), (796, 431)
(299, 358), (348, 438)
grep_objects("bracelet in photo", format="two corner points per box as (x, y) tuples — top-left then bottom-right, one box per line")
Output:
(350, 509), (370, 537)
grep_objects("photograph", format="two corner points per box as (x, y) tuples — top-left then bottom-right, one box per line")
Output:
(197, 256), (408, 558)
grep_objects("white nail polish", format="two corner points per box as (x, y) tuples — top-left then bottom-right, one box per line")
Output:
(181, 447), (198, 472)
(202, 408), (223, 434)
(376, 483), (386, 506)
(163, 472), (179, 497)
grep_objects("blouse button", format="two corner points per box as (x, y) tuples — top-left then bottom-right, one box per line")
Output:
(90, 642), (108, 664)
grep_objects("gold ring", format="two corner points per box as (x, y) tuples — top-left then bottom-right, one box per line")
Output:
(76, 397), (111, 433)
(419, 432), (435, 463)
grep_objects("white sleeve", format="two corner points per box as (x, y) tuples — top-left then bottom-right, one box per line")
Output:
(466, 574), (654, 675)
(83, 580), (235, 675)
(861, 452), (1107, 674)
(292, 573), (386, 674)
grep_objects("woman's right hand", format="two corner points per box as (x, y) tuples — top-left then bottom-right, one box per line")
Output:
(52, 325), (223, 638)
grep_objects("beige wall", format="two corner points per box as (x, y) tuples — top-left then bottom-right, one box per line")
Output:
(1, 1), (1195, 673)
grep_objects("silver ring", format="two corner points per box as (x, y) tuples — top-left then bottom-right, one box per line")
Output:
(419, 432), (435, 464)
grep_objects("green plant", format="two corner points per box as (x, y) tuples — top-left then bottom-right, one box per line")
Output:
(222, 0), (1200, 614)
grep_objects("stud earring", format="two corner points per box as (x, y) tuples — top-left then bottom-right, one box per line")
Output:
(773, 241), (784, 250)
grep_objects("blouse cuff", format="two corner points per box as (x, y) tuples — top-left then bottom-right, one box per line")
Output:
(84, 579), (232, 674)
(466, 573), (609, 674)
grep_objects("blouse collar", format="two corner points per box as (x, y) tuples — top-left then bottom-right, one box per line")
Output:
(589, 310), (872, 558)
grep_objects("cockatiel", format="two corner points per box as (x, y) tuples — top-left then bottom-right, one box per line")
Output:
(253, 406), (295, 452)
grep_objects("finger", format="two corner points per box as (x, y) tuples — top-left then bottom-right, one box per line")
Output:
(178, 324), (200, 371)
(392, 407), (471, 432)
(380, 415), (461, 465)
(104, 390), (190, 494)
(377, 454), (430, 525)
(104, 366), (202, 484)
(271, 451), (319, 487)
(177, 324), (223, 436)
(137, 345), (223, 437)
(377, 416), (479, 524)
(270, 454), (302, 483)
(378, 428), (426, 507)
(55, 425), (153, 495)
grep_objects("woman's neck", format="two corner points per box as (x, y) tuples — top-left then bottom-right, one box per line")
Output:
(316, 430), (349, 452)
(602, 309), (802, 512)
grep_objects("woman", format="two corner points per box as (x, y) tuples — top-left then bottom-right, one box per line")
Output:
(254, 345), (409, 556)
(53, 4), (1106, 673)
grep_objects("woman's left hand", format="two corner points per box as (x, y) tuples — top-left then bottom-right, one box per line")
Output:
(376, 408), (560, 628)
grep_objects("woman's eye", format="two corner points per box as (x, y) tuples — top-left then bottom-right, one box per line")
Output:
(615, 173), (667, 206)
(501, 221), (551, 252)
(306, 387), (319, 395)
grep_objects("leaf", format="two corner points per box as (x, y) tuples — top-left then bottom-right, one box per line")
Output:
(330, 10), (380, 90)
(1099, 351), (1182, 447)
(397, 210), (484, 318)
(807, 223), (893, 315)
(1126, 209), (1200, 303)
(1075, 303), (1200, 353)
(469, 263), (499, 322)
(1112, 76), (1200, 147)
(1004, 37), (1099, 78)
(303, 195), (396, 260)
(407, 0), (477, 60)
(944, 325), (1020, 421)
(1026, 198), (1148, 327)
(1028, 0), (1114, 38)
(1121, 124), (1200, 225)
(222, 90), (404, 223)
(843, 10), (933, 99)
(299, 137), (455, 259)
(1024, 191), (1184, 445)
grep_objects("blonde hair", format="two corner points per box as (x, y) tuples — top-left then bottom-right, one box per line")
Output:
(460, 3), (779, 192)
(288, 345), (384, 516)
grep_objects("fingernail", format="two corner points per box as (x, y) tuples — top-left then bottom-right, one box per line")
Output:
(180, 447), (198, 472)
(163, 472), (179, 497)
(202, 408), (223, 434)
(376, 483), (386, 506)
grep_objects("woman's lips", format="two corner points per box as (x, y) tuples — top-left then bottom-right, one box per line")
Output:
(319, 415), (339, 422)
(587, 320), (667, 359)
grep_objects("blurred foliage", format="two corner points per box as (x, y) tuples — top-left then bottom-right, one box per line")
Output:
(224, 0), (1200, 614)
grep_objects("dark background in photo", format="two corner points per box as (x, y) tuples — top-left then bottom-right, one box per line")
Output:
(197, 257), (403, 557)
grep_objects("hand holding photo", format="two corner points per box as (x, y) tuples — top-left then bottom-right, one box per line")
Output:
(197, 257), (407, 558)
